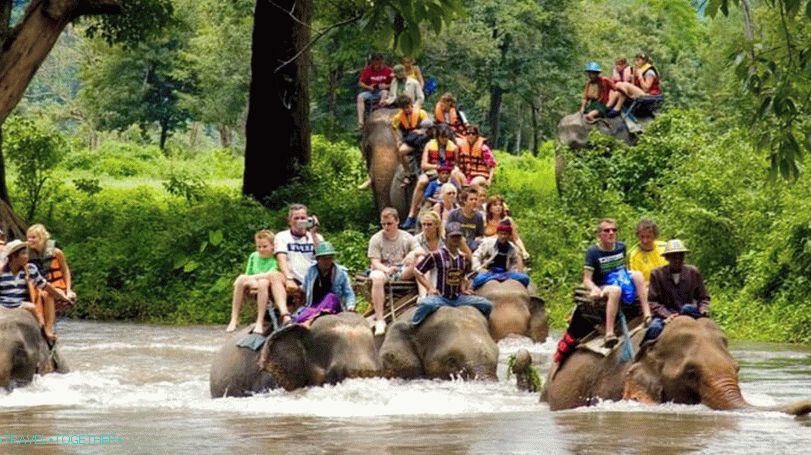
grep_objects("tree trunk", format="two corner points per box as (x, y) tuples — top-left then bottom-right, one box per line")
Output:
(488, 85), (503, 148)
(243, 0), (312, 204)
(0, 0), (120, 236)
(159, 120), (169, 150)
(217, 124), (232, 148)
(530, 101), (539, 156)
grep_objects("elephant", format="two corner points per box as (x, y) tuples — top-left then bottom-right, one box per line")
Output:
(379, 305), (499, 380)
(557, 112), (632, 148)
(0, 309), (67, 390)
(475, 280), (548, 342)
(361, 108), (414, 215)
(539, 316), (811, 416)
(258, 312), (379, 391)
(209, 325), (277, 398)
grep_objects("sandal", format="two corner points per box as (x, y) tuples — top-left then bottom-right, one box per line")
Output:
(280, 313), (293, 327)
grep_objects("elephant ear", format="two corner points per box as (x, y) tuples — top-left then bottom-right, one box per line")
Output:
(622, 362), (663, 404)
(259, 325), (315, 391)
(379, 320), (424, 379)
(528, 295), (548, 343)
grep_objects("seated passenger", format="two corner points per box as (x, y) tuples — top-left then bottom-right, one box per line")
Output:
(226, 229), (287, 333)
(447, 187), (485, 258)
(605, 52), (661, 117)
(0, 240), (70, 343)
(276, 204), (323, 314)
(456, 125), (497, 190)
(293, 242), (355, 327)
(391, 94), (431, 186)
(382, 64), (424, 108)
(401, 126), (464, 230)
(423, 165), (455, 207)
(26, 224), (77, 341)
(434, 92), (468, 135)
(368, 208), (419, 335)
(411, 222), (492, 326)
(432, 183), (459, 226)
(611, 57), (634, 84)
(483, 194), (529, 260)
(471, 221), (530, 289)
(579, 62), (616, 122)
(402, 55), (425, 87)
(644, 240), (710, 341)
(627, 218), (668, 285)
(582, 218), (651, 347)
(403, 211), (445, 297)
(552, 219), (653, 362)
(356, 52), (393, 128)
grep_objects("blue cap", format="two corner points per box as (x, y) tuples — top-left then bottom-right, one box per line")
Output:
(584, 62), (601, 73)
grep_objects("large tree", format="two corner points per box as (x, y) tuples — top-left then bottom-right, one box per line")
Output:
(0, 0), (171, 235)
(243, 0), (463, 204)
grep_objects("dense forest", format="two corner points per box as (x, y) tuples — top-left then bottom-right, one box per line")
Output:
(1, 0), (808, 342)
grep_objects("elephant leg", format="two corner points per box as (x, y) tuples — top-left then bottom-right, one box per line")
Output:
(379, 322), (423, 379)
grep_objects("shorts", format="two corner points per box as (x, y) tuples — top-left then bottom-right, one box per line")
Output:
(585, 100), (608, 116)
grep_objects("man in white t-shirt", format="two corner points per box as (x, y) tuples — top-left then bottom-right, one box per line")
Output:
(367, 207), (419, 335)
(275, 204), (324, 310)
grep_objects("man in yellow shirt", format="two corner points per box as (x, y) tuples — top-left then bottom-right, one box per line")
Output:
(391, 95), (431, 188)
(627, 218), (668, 283)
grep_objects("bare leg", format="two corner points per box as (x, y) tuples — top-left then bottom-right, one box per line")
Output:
(407, 176), (429, 218)
(369, 270), (387, 322)
(253, 279), (271, 333)
(631, 271), (651, 318)
(357, 93), (366, 126)
(227, 275), (251, 332)
(603, 285), (621, 335)
(399, 144), (414, 176)
(43, 295), (57, 340)
(266, 272), (289, 323)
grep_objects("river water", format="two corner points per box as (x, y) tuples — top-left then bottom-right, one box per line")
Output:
(1, 320), (809, 454)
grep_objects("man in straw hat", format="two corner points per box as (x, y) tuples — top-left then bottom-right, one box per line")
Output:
(644, 239), (711, 341)
(649, 239), (710, 319)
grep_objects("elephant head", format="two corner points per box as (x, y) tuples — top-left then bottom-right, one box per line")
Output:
(209, 326), (277, 398)
(475, 280), (548, 342)
(361, 108), (413, 215)
(623, 316), (811, 415)
(0, 310), (64, 390)
(379, 305), (499, 380)
(258, 312), (379, 391)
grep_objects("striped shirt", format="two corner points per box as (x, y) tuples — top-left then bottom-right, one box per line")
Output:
(0, 263), (46, 308)
(416, 246), (468, 299)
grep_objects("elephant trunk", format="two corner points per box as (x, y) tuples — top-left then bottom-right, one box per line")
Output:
(701, 375), (811, 416)
(700, 375), (750, 410)
(0, 350), (12, 390)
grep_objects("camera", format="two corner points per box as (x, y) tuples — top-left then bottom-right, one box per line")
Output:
(296, 217), (316, 229)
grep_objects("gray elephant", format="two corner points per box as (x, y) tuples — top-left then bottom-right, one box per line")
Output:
(361, 108), (413, 215)
(0, 310), (67, 390)
(258, 312), (379, 391)
(209, 325), (277, 398)
(539, 316), (811, 416)
(476, 280), (548, 342)
(379, 305), (499, 380)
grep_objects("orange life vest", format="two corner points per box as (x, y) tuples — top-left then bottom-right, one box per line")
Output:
(426, 139), (458, 167)
(634, 63), (661, 96)
(397, 109), (421, 131)
(28, 241), (67, 290)
(457, 137), (490, 178)
(434, 103), (459, 126)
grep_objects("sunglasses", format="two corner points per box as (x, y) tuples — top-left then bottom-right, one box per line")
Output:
(601, 228), (618, 233)
(422, 222), (435, 226)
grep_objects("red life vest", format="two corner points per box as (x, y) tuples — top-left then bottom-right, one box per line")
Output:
(457, 137), (490, 179)
(426, 139), (458, 167)
(635, 64), (661, 96)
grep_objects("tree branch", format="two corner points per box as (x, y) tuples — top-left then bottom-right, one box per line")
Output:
(75, 0), (122, 16)
(268, 0), (310, 29)
(274, 13), (361, 73)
